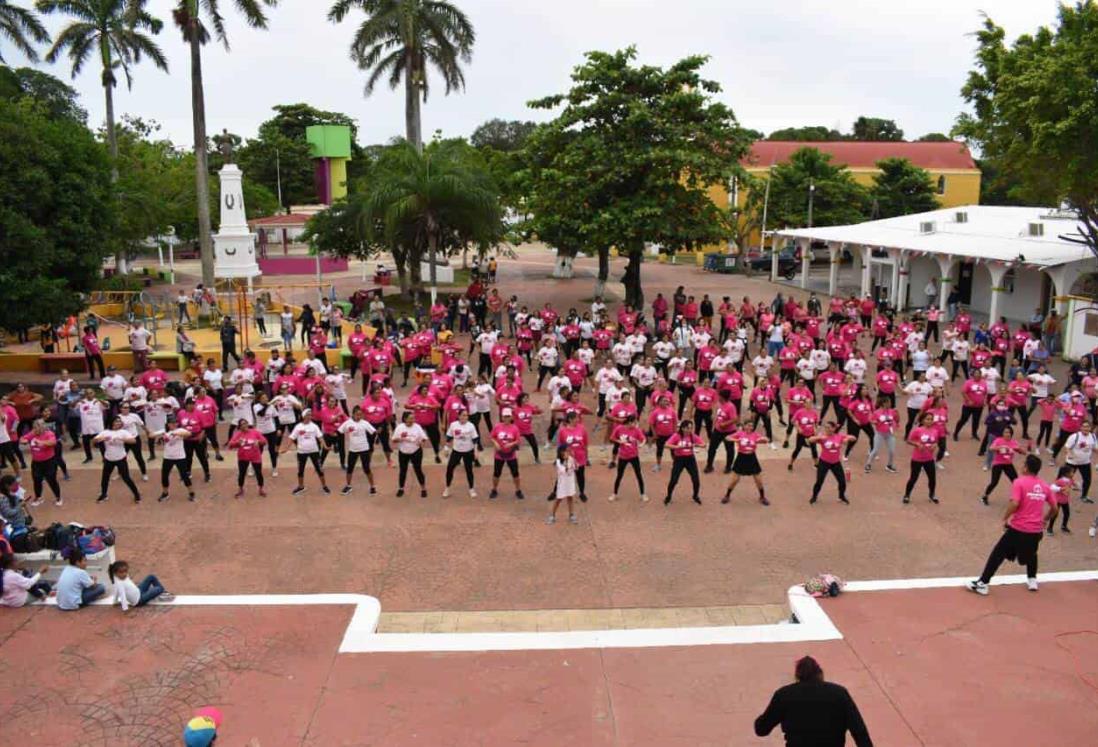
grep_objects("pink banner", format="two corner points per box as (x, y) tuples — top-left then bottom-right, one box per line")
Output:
(258, 257), (349, 275)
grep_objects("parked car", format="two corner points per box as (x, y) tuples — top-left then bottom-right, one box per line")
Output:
(747, 249), (797, 279)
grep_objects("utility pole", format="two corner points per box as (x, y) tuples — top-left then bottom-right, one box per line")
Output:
(807, 180), (816, 228)
(275, 148), (283, 211)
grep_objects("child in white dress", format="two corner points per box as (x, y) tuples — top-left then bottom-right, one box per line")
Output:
(548, 445), (578, 525)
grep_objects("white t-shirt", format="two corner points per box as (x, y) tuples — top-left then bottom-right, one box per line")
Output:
(202, 369), (224, 391)
(272, 395), (301, 425)
(981, 366), (1001, 389)
(392, 423), (428, 454)
(254, 403), (277, 434)
(547, 374), (571, 401)
(160, 428), (189, 460)
(595, 367), (623, 394)
(98, 429), (131, 461)
(843, 358), (867, 384)
(1028, 373), (1055, 399)
(752, 355), (774, 378)
(228, 393), (255, 424)
(631, 364), (657, 388)
(229, 367), (255, 393)
(926, 366), (949, 390)
(724, 338), (746, 363)
(952, 340), (970, 362)
(119, 413), (144, 437)
(1065, 432), (1097, 466)
(53, 378), (73, 401)
(129, 327), (152, 351)
(289, 422), (323, 454)
(536, 346), (559, 368)
(339, 418), (377, 453)
(101, 374), (126, 400)
(810, 349), (831, 372)
(78, 400), (105, 435)
(653, 340), (674, 361)
(303, 358), (327, 376)
(911, 350), (931, 372)
(612, 343), (633, 366)
(123, 386), (147, 408)
(446, 421), (478, 452)
(265, 357), (284, 382)
(471, 384), (494, 414)
(667, 357), (687, 382)
(477, 331), (498, 355)
(325, 373), (349, 400)
(903, 381), (933, 410)
(144, 397), (177, 432)
(796, 358), (816, 381)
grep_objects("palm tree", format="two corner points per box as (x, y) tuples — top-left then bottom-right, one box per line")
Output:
(0, 1), (49, 62)
(172, 0), (276, 286)
(38, 0), (167, 180)
(328, 0), (475, 152)
(360, 140), (500, 301)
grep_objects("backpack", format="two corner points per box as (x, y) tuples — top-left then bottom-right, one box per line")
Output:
(77, 533), (106, 555)
(84, 525), (116, 547)
(10, 529), (42, 553)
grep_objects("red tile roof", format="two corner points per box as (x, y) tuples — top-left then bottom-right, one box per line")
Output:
(744, 141), (978, 171)
(248, 213), (310, 227)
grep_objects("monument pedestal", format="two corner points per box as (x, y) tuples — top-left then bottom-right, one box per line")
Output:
(214, 164), (261, 285)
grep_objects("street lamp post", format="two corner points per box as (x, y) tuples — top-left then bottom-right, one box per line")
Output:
(807, 180), (816, 228)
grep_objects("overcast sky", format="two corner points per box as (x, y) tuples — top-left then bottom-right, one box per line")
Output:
(10, 0), (1065, 147)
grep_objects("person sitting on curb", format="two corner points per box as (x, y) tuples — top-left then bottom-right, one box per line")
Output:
(55, 549), (105, 611)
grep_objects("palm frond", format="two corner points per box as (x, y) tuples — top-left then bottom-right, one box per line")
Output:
(1, 1), (51, 62)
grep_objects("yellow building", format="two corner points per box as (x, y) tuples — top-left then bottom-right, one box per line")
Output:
(714, 140), (982, 251)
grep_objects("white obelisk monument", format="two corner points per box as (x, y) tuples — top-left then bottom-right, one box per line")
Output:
(213, 163), (261, 288)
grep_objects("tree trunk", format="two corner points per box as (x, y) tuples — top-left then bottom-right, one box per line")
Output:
(405, 58), (423, 152)
(623, 242), (645, 309)
(427, 222), (438, 305)
(552, 246), (577, 279)
(409, 251), (423, 303)
(594, 246), (609, 298)
(103, 78), (129, 274)
(190, 28), (215, 287)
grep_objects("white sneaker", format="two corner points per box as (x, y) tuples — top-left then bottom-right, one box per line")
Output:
(141, 473), (148, 482)
(966, 580), (989, 596)
(272, 469), (279, 477)
(1026, 578), (1039, 592)
(608, 493), (617, 502)
(944, 451), (950, 458)
(469, 489), (478, 498)
(769, 443), (778, 450)
(442, 487), (450, 498)
(1088, 525), (1096, 537)
(1033, 447), (1041, 455)
(982, 465), (988, 472)
(546, 515), (556, 525)
(937, 462), (945, 470)
(651, 463), (661, 472)
(641, 494), (650, 503)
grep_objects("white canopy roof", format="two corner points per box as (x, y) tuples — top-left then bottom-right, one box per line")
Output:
(776, 205), (1094, 268)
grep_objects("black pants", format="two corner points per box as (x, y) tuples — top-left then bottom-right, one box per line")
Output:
(100, 459), (139, 500)
(536, 365), (557, 390)
(347, 450), (373, 477)
(845, 422), (873, 456)
(752, 411), (774, 441)
(665, 456), (700, 502)
(811, 461), (847, 501)
(322, 433), (345, 469)
(296, 452), (323, 478)
(424, 422), (441, 458)
(1068, 462), (1092, 499)
(705, 433), (735, 471)
(1050, 503), (1070, 531)
(523, 433), (540, 462)
(1036, 421), (1053, 448)
(903, 460), (936, 499)
(445, 450), (475, 487)
(237, 460), (264, 487)
(694, 409), (713, 439)
(222, 345), (240, 367)
(820, 395), (842, 421)
(1051, 429), (1077, 460)
(950, 359), (969, 382)
(31, 460), (61, 500)
(954, 406), (983, 439)
(82, 434), (105, 462)
(470, 413), (493, 448)
(790, 434), (818, 464)
(1011, 406), (1031, 439)
(184, 439), (210, 478)
(614, 457), (645, 494)
(367, 422), (392, 457)
(979, 527), (1041, 582)
(161, 458), (192, 489)
(654, 435), (670, 462)
(983, 464), (1018, 497)
(263, 431), (281, 468)
(904, 408), (921, 439)
(398, 450), (425, 488)
(677, 386), (694, 418)
(85, 353), (106, 379)
(125, 438), (147, 475)
(256, 315), (267, 336)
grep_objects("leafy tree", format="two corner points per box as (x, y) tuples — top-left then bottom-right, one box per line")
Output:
(171, 0), (277, 287)
(470, 118), (537, 152)
(524, 48), (750, 306)
(39, 0), (167, 181)
(728, 172), (767, 251)
(916, 132), (953, 142)
(975, 158), (1028, 206)
(850, 116), (904, 141)
(953, 2), (1098, 255)
(0, 65), (86, 121)
(870, 157), (939, 218)
(300, 198), (380, 263)
(0, 0), (48, 62)
(328, 0), (475, 152)
(767, 125), (843, 141)
(0, 98), (116, 331)
(767, 147), (870, 229)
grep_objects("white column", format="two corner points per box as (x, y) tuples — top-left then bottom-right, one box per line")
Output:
(828, 243), (840, 297)
(896, 252), (910, 312)
(799, 239), (810, 290)
(859, 246), (871, 297)
(770, 233), (781, 283)
(1044, 264), (1080, 315)
(936, 255), (956, 313)
(987, 263), (1009, 323)
(889, 250), (901, 309)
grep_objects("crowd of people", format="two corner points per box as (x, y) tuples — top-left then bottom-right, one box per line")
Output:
(1, 276), (1092, 594)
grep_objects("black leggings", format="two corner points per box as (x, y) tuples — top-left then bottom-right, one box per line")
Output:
(950, 359), (969, 382)
(82, 434), (104, 462)
(1068, 462), (1092, 499)
(654, 435), (670, 462)
(954, 406), (983, 439)
(811, 461), (847, 501)
(296, 452), (323, 478)
(904, 460), (936, 499)
(184, 439), (210, 478)
(445, 450), (475, 487)
(614, 457), (645, 494)
(31, 460), (61, 499)
(1036, 421), (1053, 448)
(424, 422), (441, 457)
(1012, 406), (1031, 439)
(237, 460), (264, 487)
(523, 433), (540, 462)
(322, 433), (345, 469)
(125, 438), (147, 475)
(693, 409), (713, 439)
(367, 422), (392, 456)
(677, 386), (694, 418)
(1050, 503), (1070, 531)
(705, 433), (735, 470)
(752, 411), (774, 441)
(346, 450), (373, 476)
(398, 450), (425, 488)
(1051, 429), (1077, 459)
(983, 464), (1018, 498)
(845, 422), (873, 456)
(161, 458), (192, 489)
(263, 431), (281, 468)
(100, 459), (139, 500)
(820, 395), (842, 421)
(665, 456), (700, 501)
(790, 434), (818, 464)
(470, 412), (493, 446)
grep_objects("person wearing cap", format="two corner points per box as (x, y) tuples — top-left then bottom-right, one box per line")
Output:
(754, 655), (873, 746)
(489, 408), (524, 500)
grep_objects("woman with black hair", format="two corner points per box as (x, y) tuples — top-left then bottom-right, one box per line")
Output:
(808, 422), (855, 504)
(903, 411), (941, 504)
(609, 413), (647, 503)
(755, 655), (873, 747)
(284, 409), (330, 496)
(664, 421), (704, 505)
(92, 417), (141, 504)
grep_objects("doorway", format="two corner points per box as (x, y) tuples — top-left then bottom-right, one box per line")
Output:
(957, 261), (975, 304)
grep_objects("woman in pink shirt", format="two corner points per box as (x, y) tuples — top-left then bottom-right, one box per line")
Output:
(554, 410), (590, 503)
(664, 421), (704, 505)
(405, 383), (442, 463)
(489, 409), (524, 500)
(81, 325), (106, 378)
(1048, 465), (1075, 535)
(1006, 371), (1033, 439)
(1051, 393), (1088, 460)
(317, 395), (349, 471)
(980, 425), (1027, 505)
(227, 419), (267, 498)
(609, 414), (647, 502)
(919, 393), (951, 464)
(722, 419), (770, 505)
(21, 420), (61, 507)
(647, 397), (678, 473)
(191, 387), (224, 462)
(808, 421), (855, 504)
(903, 412), (941, 504)
(866, 395), (899, 474)
(843, 386), (875, 459)
(968, 454), (1057, 595)
(513, 393), (543, 464)
(1034, 395), (1057, 452)
(748, 385), (777, 444)
(954, 370), (988, 441)
(786, 404), (819, 471)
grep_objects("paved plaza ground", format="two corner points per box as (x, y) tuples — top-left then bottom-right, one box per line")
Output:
(1, 247), (1096, 744)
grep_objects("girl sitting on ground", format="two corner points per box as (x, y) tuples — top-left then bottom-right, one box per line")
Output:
(108, 560), (173, 611)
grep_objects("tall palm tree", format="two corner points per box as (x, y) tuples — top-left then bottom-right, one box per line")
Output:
(328, 0), (474, 152)
(0, 1), (49, 62)
(38, 0), (167, 180)
(360, 140), (500, 301)
(172, 0), (276, 286)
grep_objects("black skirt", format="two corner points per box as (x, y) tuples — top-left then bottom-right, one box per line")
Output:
(732, 452), (762, 476)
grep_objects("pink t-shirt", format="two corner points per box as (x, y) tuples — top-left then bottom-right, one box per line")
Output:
(819, 371), (845, 396)
(793, 409), (819, 437)
(668, 433), (703, 458)
(1008, 476), (1057, 533)
(871, 408), (898, 435)
(692, 387), (717, 412)
(732, 431), (763, 455)
(612, 425), (646, 460)
(514, 404), (538, 436)
(558, 425), (589, 466)
(1037, 400), (1057, 422)
(963, 379), (988, 407)
(406, 393), (439, 426)
(1051, 476), (1073, 505)
(876, 369), (899, 394)
(847, 398), (873, 426)
(21, 431), (57, 462)
(229, 428), (265, 463)
(817, 434), (846, 464)
(648, 407), (678, 438)
(989, 437), (1020, 467)
(491, 423), (521, 460)
(908, 427), (938, 462)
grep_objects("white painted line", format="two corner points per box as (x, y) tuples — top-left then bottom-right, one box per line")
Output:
(843, 569), (1098, 592)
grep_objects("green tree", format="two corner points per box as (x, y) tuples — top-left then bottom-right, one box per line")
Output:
(767, 125), (843, 141)
(328, 0), (475, 152)
(0, 98), (115, 331)
(850, 116), (904, 141)
(38, 0), (167, 183)
(916, 132), (953, 142)
(172, 0), (277, 287)
(0, 65), (86, 121)
(870, 157), (939, 218)
(953, 2), (1098, 255)
(0, 0), (48, 62)
(470, 118), (537, 152)
(524, 48), (750, 306)
(768, 147), (870, 229)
